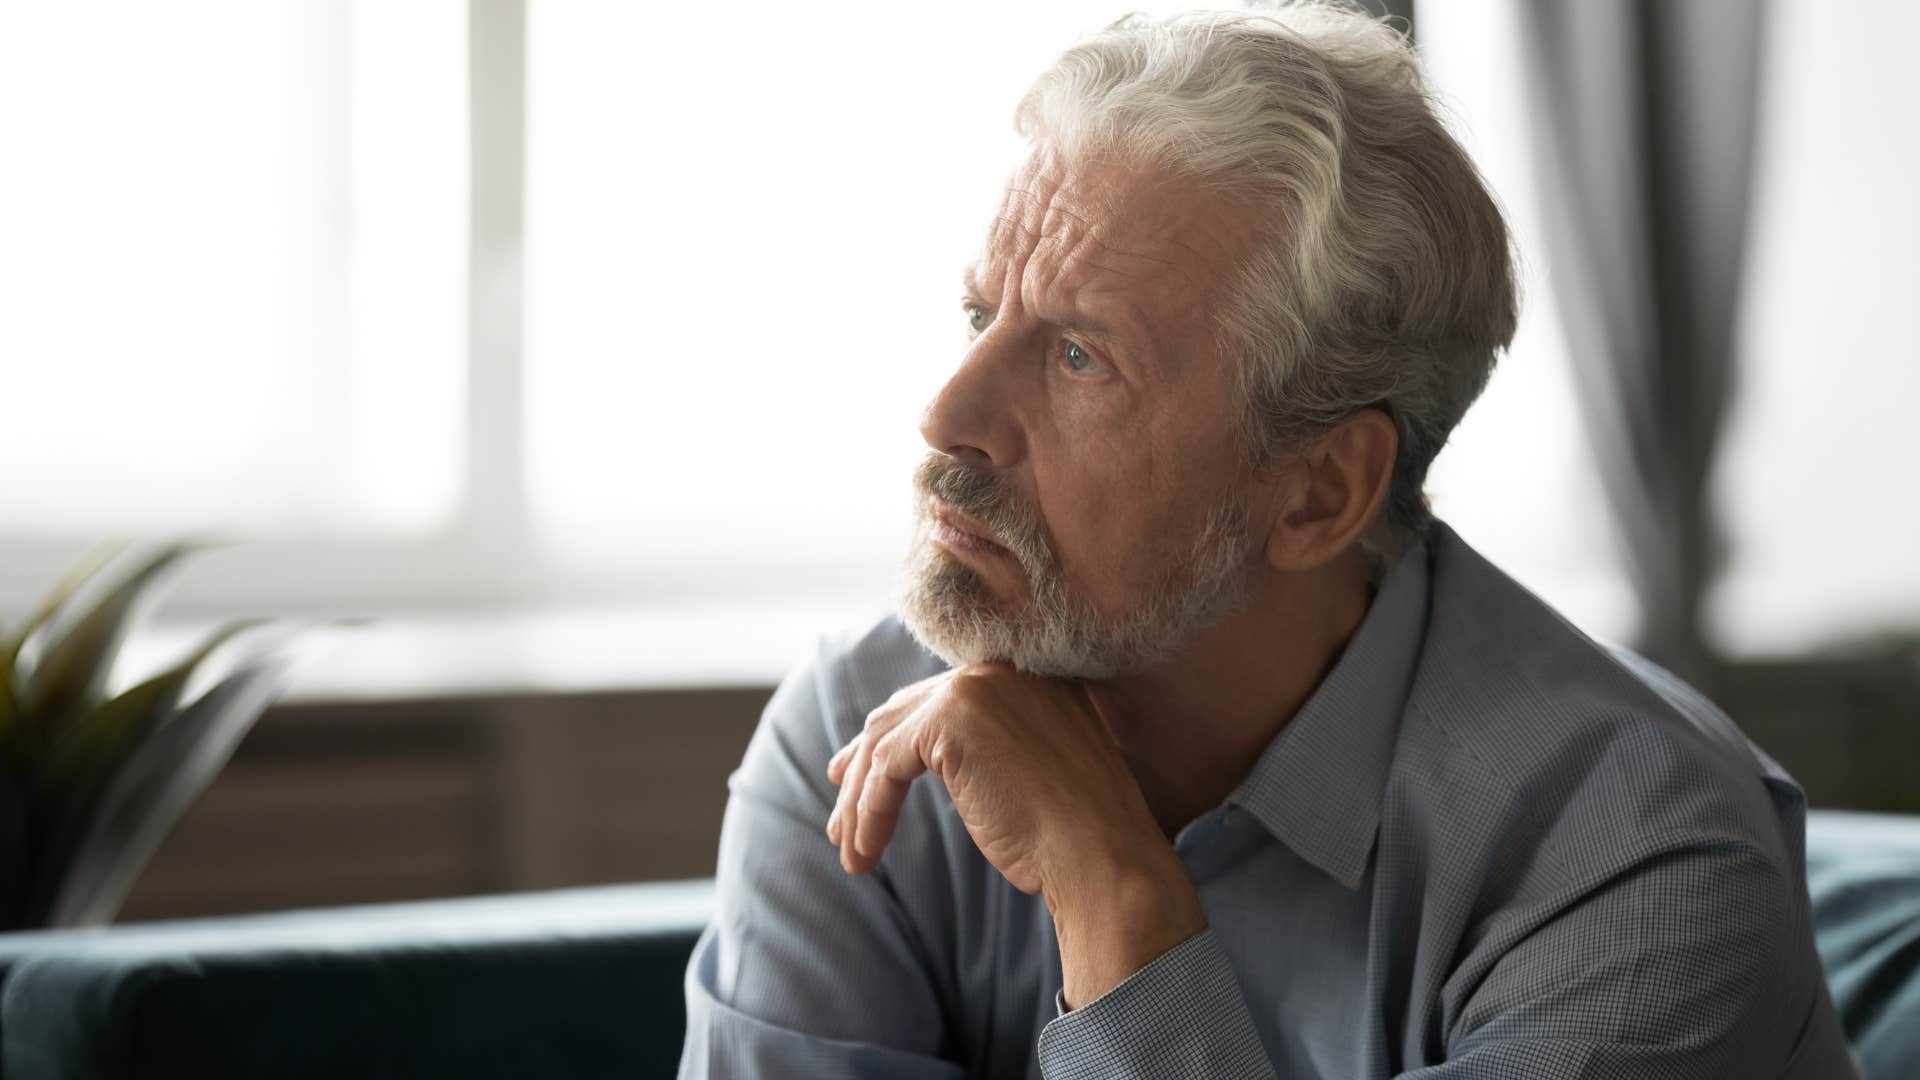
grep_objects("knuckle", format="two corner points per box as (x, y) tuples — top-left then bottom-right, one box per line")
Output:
(926, 732), (961, 775)
(939, 679), (975, 709)
(947, 667), (999, 702)
(870, 730), (909, 774)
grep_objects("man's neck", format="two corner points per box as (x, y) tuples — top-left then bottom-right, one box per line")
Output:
(1082, 551), (1375, 839)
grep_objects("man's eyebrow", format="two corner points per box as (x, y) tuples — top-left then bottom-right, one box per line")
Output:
(958, 263), (1125, 341)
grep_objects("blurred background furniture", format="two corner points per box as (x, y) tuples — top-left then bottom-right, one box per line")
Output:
(97, 681), (775, 923)
(0, 881), (713, 1080)
(0, 811), (1914, 1080)
(1806, 811), (1920, 1080)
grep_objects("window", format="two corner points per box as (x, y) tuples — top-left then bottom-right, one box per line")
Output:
(0, 1), (466, 538)
(4, 0), (1635, 648)
(522, 0), (1633, 635)
(1414, 0), (1633, 642)
(1709, 0), (1920, 655)
(521, 1), (1205, 592)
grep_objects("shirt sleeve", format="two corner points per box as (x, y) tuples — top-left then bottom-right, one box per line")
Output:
(1036, 928), (1278, 1079)
(677, 647), (965, 1080)
(1395, 834), (1860, 1079)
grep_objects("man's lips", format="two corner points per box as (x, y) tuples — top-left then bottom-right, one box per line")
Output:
(930, 504), (1011, 559)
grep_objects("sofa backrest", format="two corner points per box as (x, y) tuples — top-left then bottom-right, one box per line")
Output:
(0, 813), (1916, 1078)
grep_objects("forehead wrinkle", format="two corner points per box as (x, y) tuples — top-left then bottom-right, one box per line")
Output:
(992, 165), (1208, 279)
(1027, 257), (1174, 367)
(985, 211), (1201, 305)
(973, 223), (1183, 363)
(976, 167), (1228, 367)
(997, 180), (1186, 284)
(976, 214), (1049, 299)
(998, 184), (1055, 252)
(1049, 231), (1198, 295)
(1031, 194), (1198, 289)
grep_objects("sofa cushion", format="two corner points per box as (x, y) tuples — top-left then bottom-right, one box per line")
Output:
(0, 881), (712, 1080)
(1805, 811), (1920, 1080)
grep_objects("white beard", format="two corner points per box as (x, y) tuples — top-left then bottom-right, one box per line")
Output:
(895, 462), (1255, 679)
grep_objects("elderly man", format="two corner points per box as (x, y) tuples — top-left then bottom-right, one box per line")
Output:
(679, 6), (1856, 1078)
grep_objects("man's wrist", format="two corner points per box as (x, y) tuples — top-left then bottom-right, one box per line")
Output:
(1045, 839), (1206, 1009)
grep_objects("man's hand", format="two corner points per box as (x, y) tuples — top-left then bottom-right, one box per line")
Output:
(825, 662), (1207, 1007)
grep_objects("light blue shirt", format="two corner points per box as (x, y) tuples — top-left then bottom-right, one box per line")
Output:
(679, 521), (1858, 1077)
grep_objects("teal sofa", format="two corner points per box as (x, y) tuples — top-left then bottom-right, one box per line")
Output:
(0, 812), (1915, 1079)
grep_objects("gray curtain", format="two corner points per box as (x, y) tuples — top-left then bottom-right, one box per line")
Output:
(1515, 0), (1768, 683)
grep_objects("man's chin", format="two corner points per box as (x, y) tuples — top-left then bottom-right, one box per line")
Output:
(896, 547), (1024, 668)
(896, 567), (1105, 679)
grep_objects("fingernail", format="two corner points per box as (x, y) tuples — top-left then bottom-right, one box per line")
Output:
(826, 810), (840, 843)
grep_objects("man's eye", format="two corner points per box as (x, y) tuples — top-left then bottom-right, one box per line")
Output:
(965, 304), (992, 334)
(1064, 341), (1097, 373)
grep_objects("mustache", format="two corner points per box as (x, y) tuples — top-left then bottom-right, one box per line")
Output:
(912, 452), (1056, 575)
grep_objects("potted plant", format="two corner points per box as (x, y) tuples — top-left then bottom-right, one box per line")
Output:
(0, 543), (301, 929)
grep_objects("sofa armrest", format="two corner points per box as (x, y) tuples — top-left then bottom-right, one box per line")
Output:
(0, 881), (713, 1080)
(1805, 810), (1920, 1080)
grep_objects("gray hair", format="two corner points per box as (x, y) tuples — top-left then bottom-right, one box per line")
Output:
(1013, 3), (1519, 573)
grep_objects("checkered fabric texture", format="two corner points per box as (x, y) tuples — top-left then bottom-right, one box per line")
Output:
(678, 522), (1858, 1078)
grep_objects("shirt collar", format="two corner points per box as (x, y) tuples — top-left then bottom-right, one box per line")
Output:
(1227, 536), (1432, 890)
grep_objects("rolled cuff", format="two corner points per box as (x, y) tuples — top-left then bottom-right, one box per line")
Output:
(1036, 928), (1276, 1079)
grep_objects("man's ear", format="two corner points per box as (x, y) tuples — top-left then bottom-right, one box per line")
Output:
(1262, 408), (1398, 573)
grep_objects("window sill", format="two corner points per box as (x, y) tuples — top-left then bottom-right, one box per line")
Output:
(119, 596), (894, 707)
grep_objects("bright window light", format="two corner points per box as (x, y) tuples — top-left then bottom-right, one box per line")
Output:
(1711, 0), (1920, 654)
(526, 0), (1633, 637)
(524, 0), (1197, 588)
(4, 0), (1637, 636)
(0, 0), (467, 538)
(1414, 0), (1633, 642)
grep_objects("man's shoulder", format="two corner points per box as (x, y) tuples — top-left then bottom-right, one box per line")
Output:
(1402, 525), (1802, 875)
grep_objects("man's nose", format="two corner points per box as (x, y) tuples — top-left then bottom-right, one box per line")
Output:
(918, 339), (1024, 469)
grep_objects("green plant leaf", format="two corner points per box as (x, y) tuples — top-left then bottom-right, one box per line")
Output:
(3, 540), (126, 764)
(37, 654), (294, 927)
(17, 543), (196, 747)
(7, 540), (129, 672)
(35, 619), (270, 799)
(0, 644), (16, 767)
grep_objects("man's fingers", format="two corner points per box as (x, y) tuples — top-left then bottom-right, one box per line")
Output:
(826, 735), (860, 843)
(827, 683), (921, 789)
(853, 726), (929, 860)
(827, 740), (856, 785)
(835, 734), (877, 873)
(826, 673), (951, 870)
(828, 734), (865, 846)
